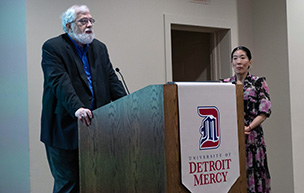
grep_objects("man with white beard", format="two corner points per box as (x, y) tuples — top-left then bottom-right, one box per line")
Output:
(40, 5), (127, 193)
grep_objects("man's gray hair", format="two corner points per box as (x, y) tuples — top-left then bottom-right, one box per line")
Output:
(61, 5), (90, 33)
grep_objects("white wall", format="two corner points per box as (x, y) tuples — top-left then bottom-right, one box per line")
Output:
(27, 0), (239, 192)
(287, 1), (304, 192)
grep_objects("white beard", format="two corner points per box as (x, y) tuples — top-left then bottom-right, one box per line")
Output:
(70, 28), (95, 45)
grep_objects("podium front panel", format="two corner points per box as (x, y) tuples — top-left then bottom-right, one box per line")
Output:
(79, 85), (167, 193)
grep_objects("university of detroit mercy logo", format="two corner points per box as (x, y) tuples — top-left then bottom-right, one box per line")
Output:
(197, 106), (220, 150)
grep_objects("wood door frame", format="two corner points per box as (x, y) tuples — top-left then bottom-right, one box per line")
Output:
(164, 14), (233, 82)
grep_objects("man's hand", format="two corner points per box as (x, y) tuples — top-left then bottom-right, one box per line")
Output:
(75, 108), (93, 126)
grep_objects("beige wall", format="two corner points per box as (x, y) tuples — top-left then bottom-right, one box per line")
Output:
(237, 0), (294, 192)
(287, 0), (304, 192)
(27, 0), (297, 192)
(252, 1), (294, 193)
(27, 0), (239, 192)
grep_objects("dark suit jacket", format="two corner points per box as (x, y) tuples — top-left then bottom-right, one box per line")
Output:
(41, 33), (127, 150)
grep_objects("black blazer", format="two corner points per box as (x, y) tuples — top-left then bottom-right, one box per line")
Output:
(41, 33), (126, 150)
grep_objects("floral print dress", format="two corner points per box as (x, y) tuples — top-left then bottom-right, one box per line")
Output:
(222, 73), (271, 193)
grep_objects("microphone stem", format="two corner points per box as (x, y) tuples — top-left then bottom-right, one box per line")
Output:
(118, 71), (130, 95)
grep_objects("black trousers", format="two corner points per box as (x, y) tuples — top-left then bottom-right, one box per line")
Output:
(45, 145), (79, 193)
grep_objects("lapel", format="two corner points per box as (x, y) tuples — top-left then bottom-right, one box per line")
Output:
(87, 42), (97, 88)
(74, 54), (90, 88)
(63, 34), (91, 89)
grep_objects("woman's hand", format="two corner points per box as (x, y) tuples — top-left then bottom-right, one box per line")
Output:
(245, 114), (267, 135)
(244, 125), (252, 135)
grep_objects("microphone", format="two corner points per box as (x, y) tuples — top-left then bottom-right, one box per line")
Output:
(115, 67), (130, 95)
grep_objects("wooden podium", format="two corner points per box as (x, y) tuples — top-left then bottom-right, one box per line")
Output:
(78, 84), (246, 193)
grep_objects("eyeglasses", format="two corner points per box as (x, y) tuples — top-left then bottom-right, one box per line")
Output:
(71, 18), (95, 25)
